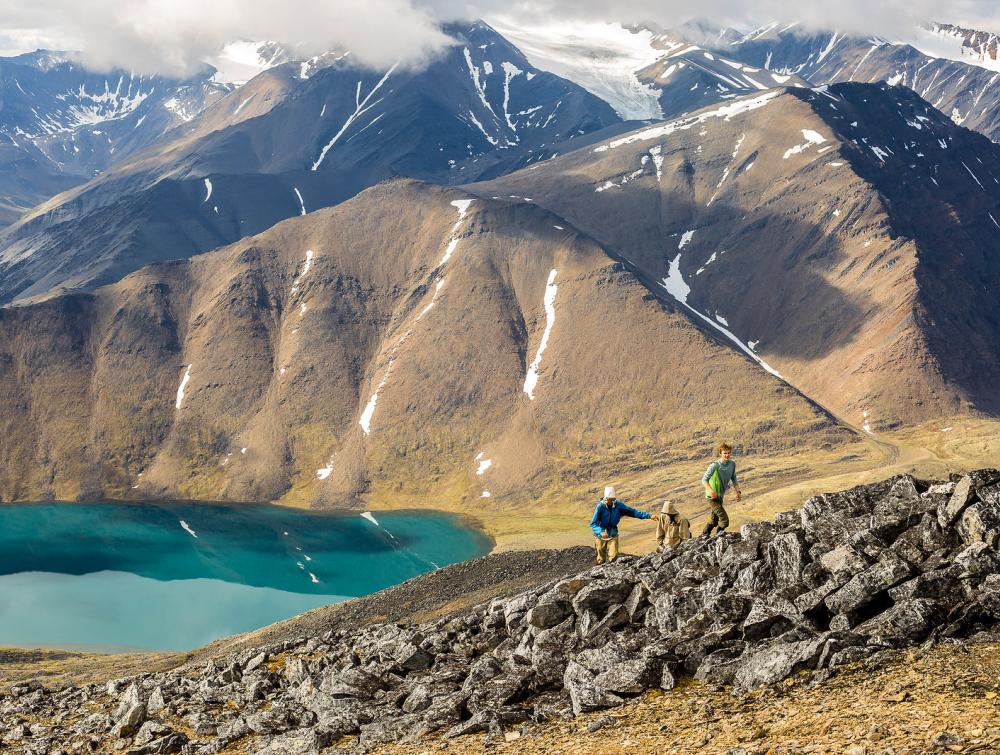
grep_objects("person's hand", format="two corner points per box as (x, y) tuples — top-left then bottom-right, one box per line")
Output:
(712, 493), (720, 500)
(601, 529), (609, 540)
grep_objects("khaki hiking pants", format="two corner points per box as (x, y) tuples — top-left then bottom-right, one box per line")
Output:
(701, 498), (729, 537)
(595, 535), (619, 564)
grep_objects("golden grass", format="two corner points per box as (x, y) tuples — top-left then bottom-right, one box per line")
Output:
(350, 418), (1000, 554)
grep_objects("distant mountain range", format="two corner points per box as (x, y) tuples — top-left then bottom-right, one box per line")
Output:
(0, 51), (230, 224)
(0, 22), (622, 304)
(714, 22), (1000, 143)
(0, 17), (999, 505)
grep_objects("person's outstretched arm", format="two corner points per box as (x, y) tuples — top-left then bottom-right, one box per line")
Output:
(619, 501), (652, 520)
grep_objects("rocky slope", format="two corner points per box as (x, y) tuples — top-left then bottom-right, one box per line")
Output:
(475, 82), (1000, 428)
(0, 178), (846, 504)
(392, 638), (1000, 753)
(719, 23), (1000, 144)
(4, 469), (1000, 753)
(0, 22), (622, 304)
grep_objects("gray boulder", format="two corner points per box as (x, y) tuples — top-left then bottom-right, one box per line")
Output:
(563, 661), (623, 715)
(110, 702), (146, 738)
(938, 475), (976, 527)
(957, 494), (1000, 546)
(594, 656), (660, 695)
(854, 598), (942, 640)
(825, 552), (913, 614)
(766, 533), (808, 587)
(527, 600), (572, 629)
(572, 580), (635, 615)
(732, 636), (826, 691)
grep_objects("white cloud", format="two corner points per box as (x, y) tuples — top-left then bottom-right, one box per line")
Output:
(0, 0), (997, 77)
(0, 0), (452, 76)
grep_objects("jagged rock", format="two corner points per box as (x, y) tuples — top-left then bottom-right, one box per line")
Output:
(531, 616), (577, 683)
(248, 728), (334, 755)
(579, 604), (629, 642)
(938, 475), (976, 527)
(825, 552), (913, 614)
(321, 667), (393, 699)
(394, 645), (435, 672)
(564, 661), (623, 714)
(659, 665), (678, 690)
(889, 566), (965, 602)
(927, 481), (957, 497)
(245, 652), (269, 673)
(854, 598), (942, 640)
(624, 583), (650, 621)
(827, 645), (881, 667)
(955, 542), (1000, 577)
(110, 702), (146, 738)
(401, 684), (433, 713)
(694, 645), (747, 684)
(220, 662), (242, 683)
(539, 577), (593, 603)
(283, 658), (309, 685)
(415, 691), (466, 734)
(134, 720), (169, 746)
(977, 575), (1000, 618)
(572, 580), (635, 615)
(246, 704), (296, 735)
(145, 687), (166, 716)
(766, 532), (808, 586)
(114, 683), (142, 720)
(732, 636), (826, 691)
(527, 601), (572, 629)
(732, 561), (774, 593)
(957, 490), (1000, 545)
(594, 656), (660, 695)
(132, 732), (188, 754)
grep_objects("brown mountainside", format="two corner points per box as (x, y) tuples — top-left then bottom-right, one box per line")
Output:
(474, 83), (1000, 431)
(0, 179), (848, 505)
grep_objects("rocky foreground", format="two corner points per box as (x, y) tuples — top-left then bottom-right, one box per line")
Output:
(5, 470), (1000, 754)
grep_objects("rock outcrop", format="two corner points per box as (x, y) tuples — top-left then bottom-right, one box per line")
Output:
(5, 470), (1000, 753)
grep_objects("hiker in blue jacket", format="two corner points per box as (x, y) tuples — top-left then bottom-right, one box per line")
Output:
(701, 442), (743, 538)
(590, 486), (654, 564)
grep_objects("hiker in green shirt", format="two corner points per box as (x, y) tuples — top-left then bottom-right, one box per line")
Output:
(701, 442), (742, 537)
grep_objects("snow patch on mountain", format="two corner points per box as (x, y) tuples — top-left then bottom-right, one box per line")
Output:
(175, 364), (192, 410)
(594, 91), (780, 152)
(523, 269), (559, 400)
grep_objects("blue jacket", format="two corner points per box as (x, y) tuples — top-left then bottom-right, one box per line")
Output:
(590, 499), (651, 537)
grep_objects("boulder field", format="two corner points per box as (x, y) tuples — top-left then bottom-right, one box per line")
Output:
(5, 469), (1000, 754)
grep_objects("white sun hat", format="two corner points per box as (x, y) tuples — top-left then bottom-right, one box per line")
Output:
(604, 486), (616, 498)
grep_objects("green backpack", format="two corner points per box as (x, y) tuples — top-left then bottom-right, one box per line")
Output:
(705, 463), (723, 500)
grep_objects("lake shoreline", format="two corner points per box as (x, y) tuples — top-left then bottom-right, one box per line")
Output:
(0, 502), (491, 653)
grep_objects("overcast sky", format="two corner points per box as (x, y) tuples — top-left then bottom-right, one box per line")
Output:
(0, 0), (997, 76)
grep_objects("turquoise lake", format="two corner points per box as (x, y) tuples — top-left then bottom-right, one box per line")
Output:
(0, 502), (491, 652)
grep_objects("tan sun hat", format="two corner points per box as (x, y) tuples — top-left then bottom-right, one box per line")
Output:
(603, 486), (616, 498)
(661, 501), (677, 514)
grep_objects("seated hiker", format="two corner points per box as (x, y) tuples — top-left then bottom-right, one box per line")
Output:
(656, 500), (692, 550)
(590, 486), (655, 564)
(701, 442), (743, 538)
